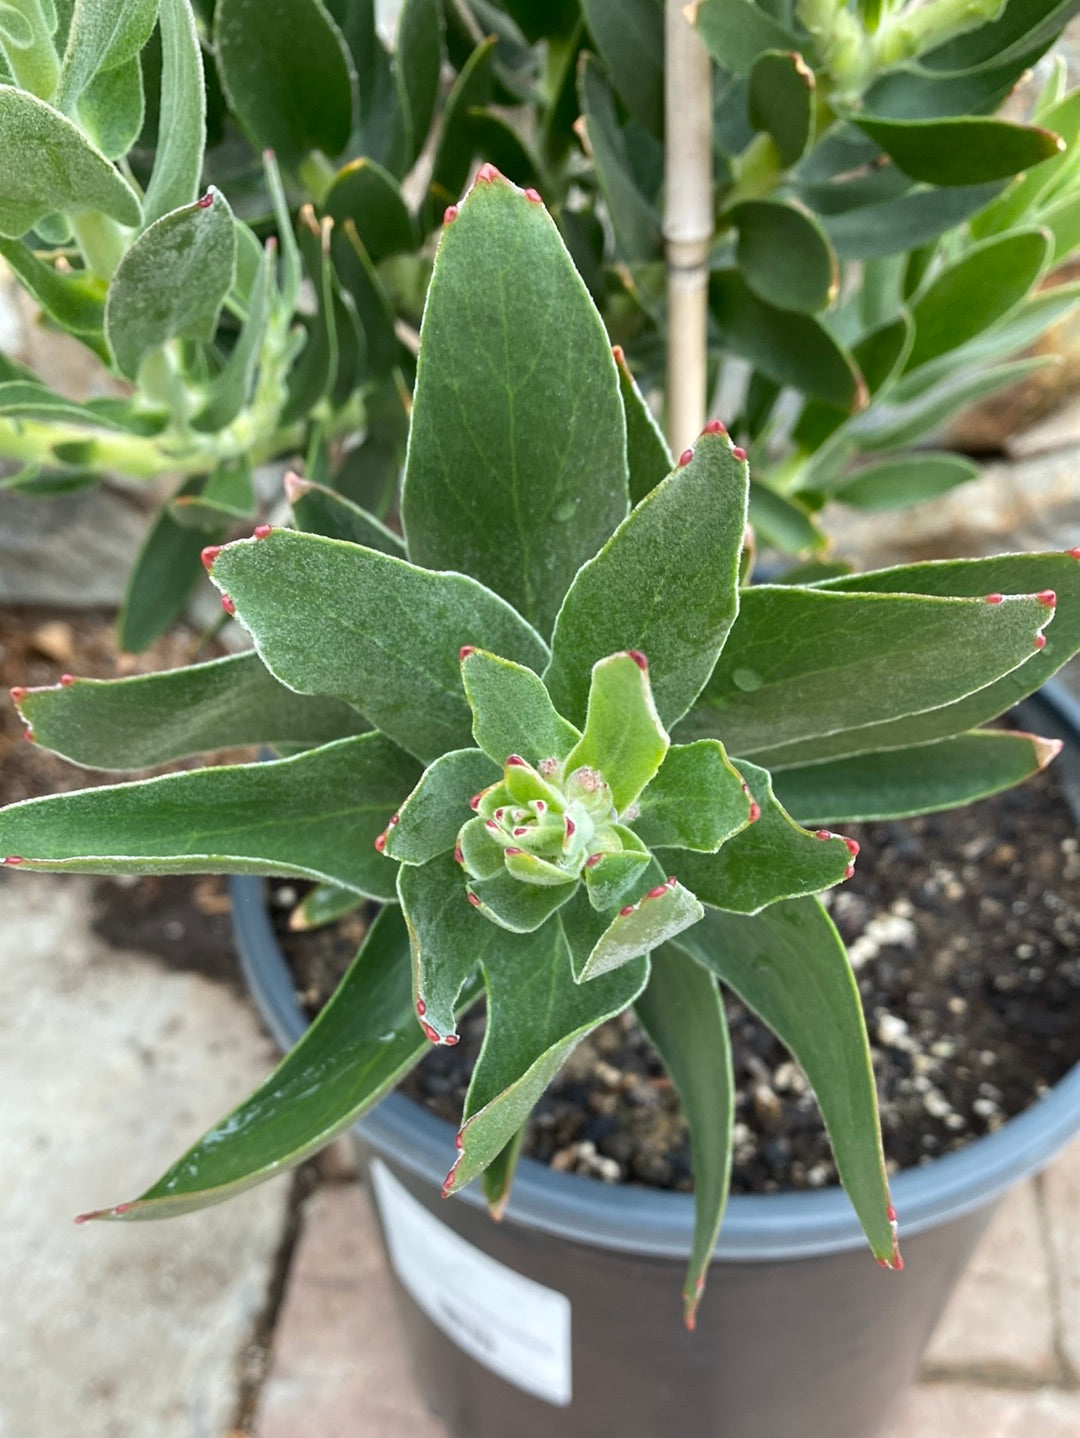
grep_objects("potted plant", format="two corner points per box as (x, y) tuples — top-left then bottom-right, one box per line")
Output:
(3, 159), (1080, 1435)
(3, 3), (1080, 1436)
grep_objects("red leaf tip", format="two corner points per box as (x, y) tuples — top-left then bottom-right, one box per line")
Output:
(1035, 634), (1048, 651)
(443, 204), (458, 225)
(1037, 589), (1057, 608)
(459, 645), (476, 661)
(2, 856), (25, 866)
(747, 802), (761, 823)
(524, 187), (542, 204)
(253, 523), (272, 540)
(678, 448), (694, 468)
(984, 593), (1004, 605)
(196, 191), (214, 209)
(703, 419), (727, 435)
(9, 686), (25, 703)
(59, 673), (75, 686)
(220, 594), (236, 616)
(627, 649), (648, 671)
(475, 162), (502, 184)
(732, 446), (748, 462)
(200, 545), (222, 571)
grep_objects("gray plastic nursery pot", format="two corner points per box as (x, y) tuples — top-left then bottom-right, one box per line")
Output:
(230, 683), (1080, 1438)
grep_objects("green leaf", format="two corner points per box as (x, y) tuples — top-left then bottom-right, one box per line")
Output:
(290, 881), (364, 931)
(613, 344), (672, 505)
(970, 88), (1080, 239)
(170, 455), (255, 527)
(93, 908), (481, 1219)
(823, 182), (1002, 261)
(383, 748), (499, 865)
(393, 0), (442, 171)
(728, 199), (837, 314)
(56, 0), (159, 111)
(1041, 191), (1080, 266)
(677, 899), (895, 1266)
(634, 740), (750, 852)
(213, 0), (354, 169)
(445, 923), (649, 1193)
(832, 453), (979, 512)
(284, 473), (405, 555)
(0, 379), (124, 428)
(399, 851), (496, 1042)
(847, 355), (1056, 454)
(193, 240), (274, 432)
(635, 946), (733, 1330)
(0, 238), (104, 335)
(457, 814), (505, 880)
(662, 759), (854, 913)
(461, 649), (581, 768)
(282, 214), (340, 424)
(562, 652), (669, 813)
(710, 271), (863, 410)
(772, 728), (1062, 826)
(117, 478), (218, 653)
(921, 0), (1075, 74)
(680, 585), (1055, 763)
(325, 158), (417, 263)
(143, 0), (206, 225)
(852, 113), (1065, 186)
(582, 824), (652, 911)
(78, 52), (145, 160)
(0, 734), (421, 898)
(481, 1131), (525, 1219)
(769, 552), (1080, 762)
(105, 190), (236, 380)
(207, 528), (549, 762)
(574, 874), (704, 981)
(577, 53), (662, 262)
(15, 650), (367, 769)
(330, 220), (399, 384)
(579, 0), (664, 137)
(691, 0), (798, 76)
(545, 429), (748, 729)
(904, 229), (1051, 375)
(747, 480), (826, 555)
(402, 172), (629, 638)
(467, 867), (579, 933)
(747, 49), (814, 167)
(0, 86), (142, 236)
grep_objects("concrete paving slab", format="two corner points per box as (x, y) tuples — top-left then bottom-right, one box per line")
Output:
(882, 1383), (1080, 1438)
(0, 872), (291, 1438)
(254, 1184), (450, 1438)
(1041, 1135), (1080, 1377)
(923, 1178), (1060, 1381)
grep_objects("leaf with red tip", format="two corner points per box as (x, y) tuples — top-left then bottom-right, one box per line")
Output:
(403, 168), (628, 637)
(208, 527), (549, 762)
(399, 852), (499, 1042)
(461, 649), (581, 768)
(561, 652), (669, 812)
(13, 650), (368, 771)
(0, 735), (419, 900)
(762, 551), (1080, 763)
(466, 868), (578, 933)
(659, 761), (851, 914)
(383, 748), (500, 865)
(582, 824), (651, 911)
(105, 189), (237, 379)
(682, 584), (1058, 764)
(634, 740), (749, 853)
(635, 945), (733, 1330)
(546, 429), (748, 730)
(676, 899), (894, 1267)
(773, 729), (1063, 826)
(570, 870), (704, 981)
(446, 923), (648, 1195)
(96, 908), (483, 1219)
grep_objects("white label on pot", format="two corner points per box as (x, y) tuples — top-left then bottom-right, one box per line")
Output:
(370, 1159), (572, 1406)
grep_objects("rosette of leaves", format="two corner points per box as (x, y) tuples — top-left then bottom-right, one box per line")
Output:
(437, 1), (1080, 552)
(0, 0), (519, 649)
(1, 171), (1076, 1325)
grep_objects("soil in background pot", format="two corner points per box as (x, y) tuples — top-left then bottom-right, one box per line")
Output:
(273, 751), (1080, 1198)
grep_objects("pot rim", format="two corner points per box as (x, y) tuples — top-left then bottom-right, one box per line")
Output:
(230, 680), (1080, 1263)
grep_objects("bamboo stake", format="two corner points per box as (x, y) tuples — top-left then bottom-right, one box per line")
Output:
(664, 3), (714, 453)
